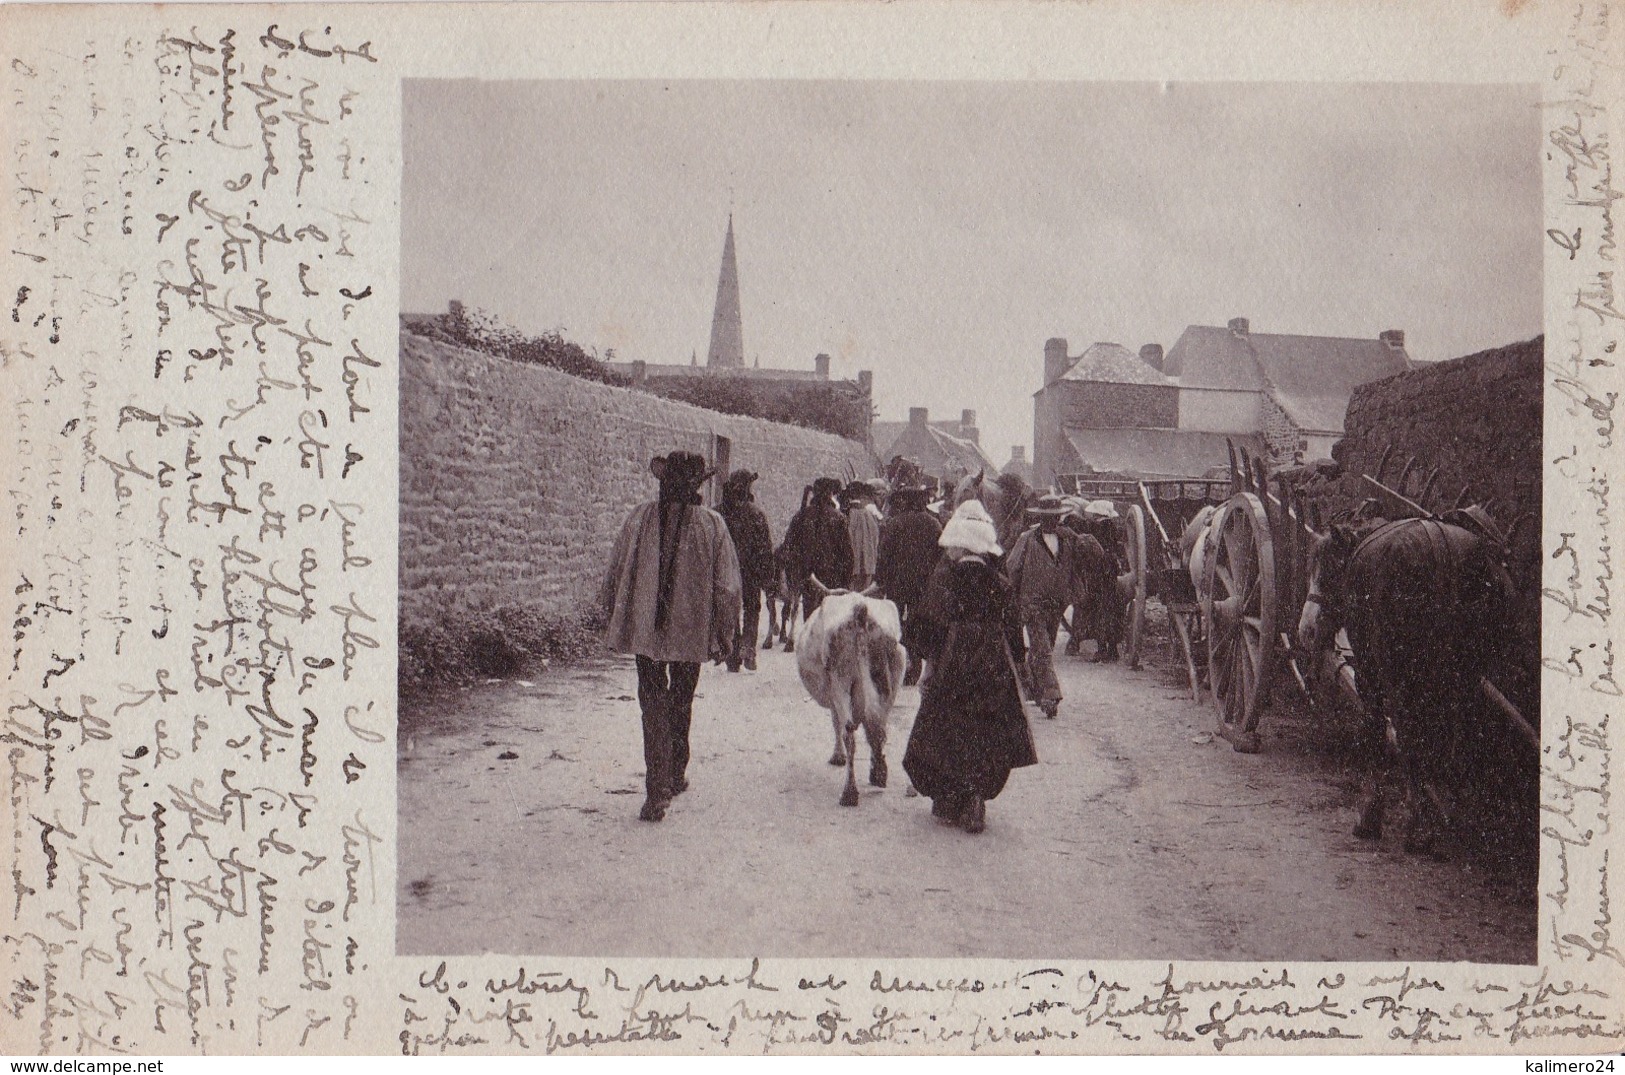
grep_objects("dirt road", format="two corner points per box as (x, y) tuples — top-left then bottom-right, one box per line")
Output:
(397, 631), (1535, 962)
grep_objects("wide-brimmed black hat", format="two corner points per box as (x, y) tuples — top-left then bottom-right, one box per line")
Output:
(811, 476), (844, 499)
(723, 468), (759, 494)
(843, 480), (876, 501)
(650, 450), (714, 488)
(891, 484), (931, 507)
(1028, 494), (1070, 516)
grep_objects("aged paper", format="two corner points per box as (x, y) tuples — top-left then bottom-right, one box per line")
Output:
(1, 0), (1622, 1056)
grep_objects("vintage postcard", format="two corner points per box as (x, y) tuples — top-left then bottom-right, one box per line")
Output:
(1, 0), (1621, 1057)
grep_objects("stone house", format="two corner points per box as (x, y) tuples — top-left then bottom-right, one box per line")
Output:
(872, 407), (1001, 484)
(1032, 318), (1411, 487)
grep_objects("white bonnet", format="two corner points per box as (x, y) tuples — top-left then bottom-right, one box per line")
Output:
(938, 499), (1003, 557)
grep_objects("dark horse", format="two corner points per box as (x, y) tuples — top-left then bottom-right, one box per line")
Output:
(1297, 510), (1515, 855)
(951, 470), (1035, 555)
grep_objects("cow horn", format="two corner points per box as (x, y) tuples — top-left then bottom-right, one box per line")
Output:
(806, 574), (830, 597)
(859, 583), (881, 598)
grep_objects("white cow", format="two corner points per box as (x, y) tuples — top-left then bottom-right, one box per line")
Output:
(794, 579), (908, 807)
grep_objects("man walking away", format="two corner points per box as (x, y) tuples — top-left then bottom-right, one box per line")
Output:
(1007, 494), (1083, 718)
(601, 451), (742, 822)
(844, 480), (883, 590)
(875, 483), (942, 686)
(795, 477), (854, 615)
(1071, 499), (1125, 663)
(719, 469), (775, 671)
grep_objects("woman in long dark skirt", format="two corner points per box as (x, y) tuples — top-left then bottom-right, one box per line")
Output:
(902, 500), (1038, 834)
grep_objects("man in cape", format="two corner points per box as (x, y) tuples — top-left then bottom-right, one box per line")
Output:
(601, 451), (742, 822)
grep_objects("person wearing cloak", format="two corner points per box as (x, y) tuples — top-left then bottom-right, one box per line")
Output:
(1065, 499), (1126, 663)
(779, 476), (853, 618)
(1007, 494), (1085, 718)
(718, 469), (776, 671)
(600, 451), (742, 822)
(901, 500), (1038, 834)
(843, 480), (883, 591)
(874, 484), (943, 686)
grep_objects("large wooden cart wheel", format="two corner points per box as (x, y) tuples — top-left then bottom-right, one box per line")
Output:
(1201, 493), (1277, 753)
(1117, 503), (1149, 670)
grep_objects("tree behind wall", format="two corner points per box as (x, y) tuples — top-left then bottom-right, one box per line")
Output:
(643, 376), (871, 442)
(402, 307), (871, 441)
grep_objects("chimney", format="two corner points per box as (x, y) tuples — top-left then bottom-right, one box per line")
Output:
(909, 407), (929, 427)
(961, 409), (977, 428)
(1011, 446), (1027, 462)
(857, 370), (872, 393)
(1228, 317), (1250, 337)
(631, 359), (647, 384)
(1044, 338), (1070, 386)
(448, 299), (465, 321)
(814, 353), (831, 378)
(1139, 343), (1164, 372)
(1379, 329), (1405, 351)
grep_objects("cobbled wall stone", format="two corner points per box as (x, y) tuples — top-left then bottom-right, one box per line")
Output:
(1325, 337), (1542, 583)
(1279, 337), (1543, 719)
(400, 331), (878, 636)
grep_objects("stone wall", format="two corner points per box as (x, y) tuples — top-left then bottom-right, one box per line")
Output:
(1058, 380), (1179, 430)
(400, 330), (877, 653)
(1260, 393), (1302, 466)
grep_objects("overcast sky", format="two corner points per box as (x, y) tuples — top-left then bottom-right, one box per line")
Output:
(402, 80), (1541, 464)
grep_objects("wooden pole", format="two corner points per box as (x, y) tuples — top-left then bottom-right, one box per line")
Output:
(1361, 472), (1432, 519)
(1172, 611), (1201, 704)
(1481, 677), (1540, 752)
(1139, 482), (1175, 548)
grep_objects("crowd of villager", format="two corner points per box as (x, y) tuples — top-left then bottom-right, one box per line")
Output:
(599, 450), (1131, 831)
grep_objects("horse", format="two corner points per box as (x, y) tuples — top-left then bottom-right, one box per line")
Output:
(761, 565), (794, 650)
(1296, 510), (1516, 855)
(951, 470), (1035, 555)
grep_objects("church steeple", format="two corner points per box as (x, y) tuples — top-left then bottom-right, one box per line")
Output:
(706, 214), (745, 369)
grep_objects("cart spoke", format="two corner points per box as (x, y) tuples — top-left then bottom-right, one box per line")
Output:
(1238, 644), (1254, 714)
(1242, 624), (1261, 670)
(1226, 518), (1254, 583)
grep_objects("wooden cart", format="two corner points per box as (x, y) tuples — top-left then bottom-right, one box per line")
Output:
(1198, 441), (1539, 756)
(1057, 474), (1231, 700)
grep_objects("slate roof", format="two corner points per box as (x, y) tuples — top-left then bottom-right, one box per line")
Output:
(1061, 427), (1264, 480)
(1163, 324), (1410, 433)
(1056, 342), (1171, 386)
(880, 421), (1000, 479)
(1248, 333), (1409, 433)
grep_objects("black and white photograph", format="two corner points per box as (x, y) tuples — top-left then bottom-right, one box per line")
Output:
(12, 0), (1623, 1059)
(396, 79), (1544, 963)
